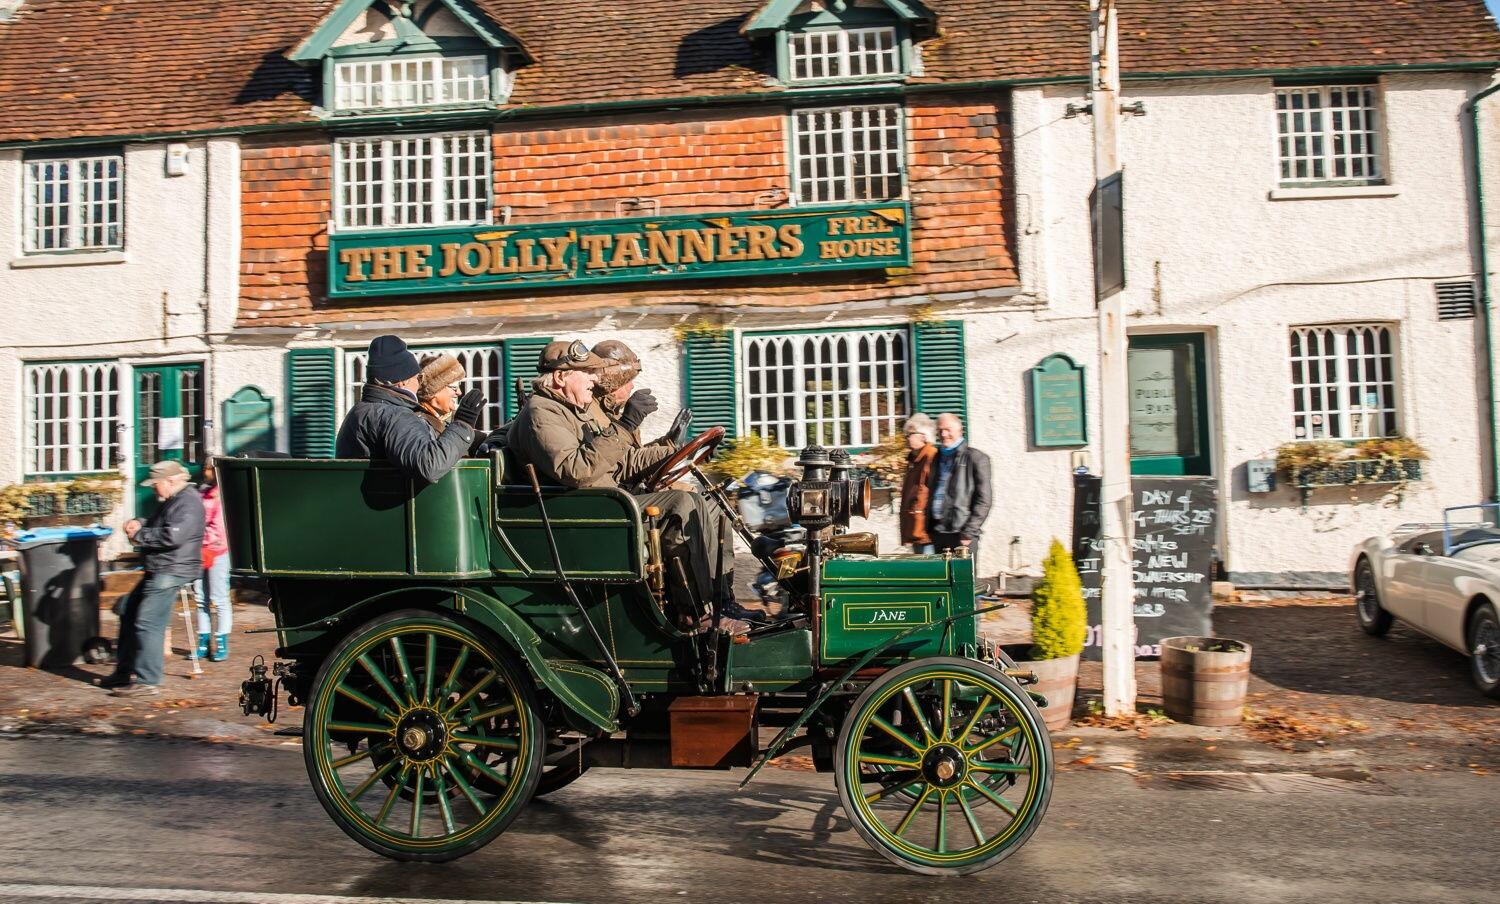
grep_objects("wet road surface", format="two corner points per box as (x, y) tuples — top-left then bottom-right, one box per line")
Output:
(1, 734), (1496, 904)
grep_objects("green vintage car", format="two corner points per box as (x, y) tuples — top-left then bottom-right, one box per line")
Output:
(220, 429), (1053, 875)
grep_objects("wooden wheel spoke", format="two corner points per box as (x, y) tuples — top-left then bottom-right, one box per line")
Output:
(389, 637), (418, 707)
(864, 775), (922, 805)
(893, 785), (934, 838)
(328, 720), (396, 736)
(422, 633), (437, 705)
(870, 714), (924, 755)
(332, 741), (389, 770)
(464, 702), (517, 726)
(358, 654), (406, 711)
(935, 790), (948, 854)
(957, 791), (987, 846)
(969, 760), (1030, 775)
(901, 687), (937, 746)
(438, 647), (471, 701)
(940, 679), (953, 741)
(348, 754), (401, 802)
(375, 765), (409, 827)
(964, 777), (1018, 817)
(443, 757), (489, 817)
(408, 765), (425, 837)
(965, 725), (1020, 755)
(445, 670), (497, 718)
(429, 764), (457, 835)
(335, 682), (398, 723)
(858, 752), (921, 769)
(955, 694), (994, 745)
(451, 732), (520, 752)
(460, 750), (510, 788)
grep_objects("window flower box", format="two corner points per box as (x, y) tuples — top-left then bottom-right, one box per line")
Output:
(1293, 458), (1423, 489)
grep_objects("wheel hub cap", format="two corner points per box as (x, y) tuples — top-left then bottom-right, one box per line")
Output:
(395, 709), (447, 762)
(922, 744), (966, 789)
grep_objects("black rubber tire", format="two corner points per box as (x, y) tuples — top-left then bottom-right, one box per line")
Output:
(1354, 558), (1394, 637)
(534, 762), (590, 797)
(1467, 602), (1500, 699)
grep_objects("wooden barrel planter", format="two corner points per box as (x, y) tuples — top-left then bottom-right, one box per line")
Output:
(1002, 645), (1079, 730)
(1159, 636), (1252, 726)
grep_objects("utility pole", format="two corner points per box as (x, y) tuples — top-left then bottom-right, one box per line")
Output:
(1091, 0), (1138, 716)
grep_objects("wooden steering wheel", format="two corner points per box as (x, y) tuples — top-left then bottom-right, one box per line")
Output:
(640, 425), (725, 492)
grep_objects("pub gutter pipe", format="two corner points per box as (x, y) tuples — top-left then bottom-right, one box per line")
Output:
(1468, 79), (1500, 504)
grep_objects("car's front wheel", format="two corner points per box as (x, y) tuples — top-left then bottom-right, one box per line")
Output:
(1354, 558), (1393, 637)
(1467, 601), (1500, 699)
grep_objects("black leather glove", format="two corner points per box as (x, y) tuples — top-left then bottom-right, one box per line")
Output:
(619, 388), (658, 432)
(453, 389), (485, 428)
(666, 408), (692, 449)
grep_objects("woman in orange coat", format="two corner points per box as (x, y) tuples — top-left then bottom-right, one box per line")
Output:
(899, 414), (938, 553)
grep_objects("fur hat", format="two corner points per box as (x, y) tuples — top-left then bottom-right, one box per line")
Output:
(417, 353), (465, 400)
(592, 339), (641, 394)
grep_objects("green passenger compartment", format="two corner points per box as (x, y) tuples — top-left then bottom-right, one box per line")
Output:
(817, 555), (976, 667)
(217, 457), (644, 582)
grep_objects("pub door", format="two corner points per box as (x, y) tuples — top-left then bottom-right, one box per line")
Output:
(134, 363), (205, 516)
(1128, 333), (1212, 476)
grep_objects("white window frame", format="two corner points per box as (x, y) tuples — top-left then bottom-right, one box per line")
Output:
(22, 361), (125, 476)
(1274, 82), (1385, 186)
(22, 154), (124, 253)
(789, 104), (906, 205)
(787, 26), (902, 83)
(741, 328), (912, 449)
(332, 54), (491, 112)
(1288, 323), (1399, 441)
(343, 344), (506, 432)
(333, 130), (491, 231)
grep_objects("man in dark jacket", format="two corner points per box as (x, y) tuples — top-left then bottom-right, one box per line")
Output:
(335, 335), (484, 483)
(97, 460), (205, 697)
(926, 412), (992, 564)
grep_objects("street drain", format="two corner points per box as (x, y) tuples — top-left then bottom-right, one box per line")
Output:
(1136, 769), (1390, 794)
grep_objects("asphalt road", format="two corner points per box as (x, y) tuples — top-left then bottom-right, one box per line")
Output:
(0, 734), (1496, 904)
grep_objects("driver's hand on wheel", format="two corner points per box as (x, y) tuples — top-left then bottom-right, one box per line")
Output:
(620, 389), (658, 431)
(665, 408), (693, 449)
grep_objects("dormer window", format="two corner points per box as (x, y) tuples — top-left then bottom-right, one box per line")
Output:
(743, 0), (935, 86)
(289, 0), (531, 116)
(333, 54), (493, 111)
(788, 26), (900, 82)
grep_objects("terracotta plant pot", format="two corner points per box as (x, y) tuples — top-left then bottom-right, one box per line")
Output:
(1002, 644), (1079, 730)
(1159, 635), (1252, 726)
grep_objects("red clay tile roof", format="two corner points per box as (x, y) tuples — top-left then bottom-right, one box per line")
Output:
(1, 0), (1497, 144)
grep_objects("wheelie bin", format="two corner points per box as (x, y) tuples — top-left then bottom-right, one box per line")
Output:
(10, 526), (112, 668)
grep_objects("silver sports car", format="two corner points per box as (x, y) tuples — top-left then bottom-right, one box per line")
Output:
(1350, 504), (1500, 698)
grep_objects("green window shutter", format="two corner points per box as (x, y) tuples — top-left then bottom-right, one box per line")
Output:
(222, 386), (276, 456)
(682, 330), (737, 437)
(502, 336), (552, 419)
(286, 348), (338, 457)
(912, 320), (968, 425)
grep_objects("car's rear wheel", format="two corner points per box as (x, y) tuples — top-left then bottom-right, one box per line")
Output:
(1467, 602), (1500, 699)
(1354, 558), (1393, 637)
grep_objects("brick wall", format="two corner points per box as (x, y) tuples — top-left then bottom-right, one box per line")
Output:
(236, 97), (1018, 327)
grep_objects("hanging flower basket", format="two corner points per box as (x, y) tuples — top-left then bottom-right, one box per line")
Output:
(1293, 458), (1423, 489)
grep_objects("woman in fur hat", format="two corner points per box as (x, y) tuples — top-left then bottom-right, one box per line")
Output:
(415, 353), (467, 436)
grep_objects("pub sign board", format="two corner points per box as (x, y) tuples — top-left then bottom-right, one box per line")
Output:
(328, 203), (911, 299)
(1072, 473), (1216, 660)
(1029, 353), (1087, 447)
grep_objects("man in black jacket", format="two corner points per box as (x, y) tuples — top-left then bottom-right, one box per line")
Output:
(335, 335), (485, 482)
(926, 412), (992, 564)
(97, 460), (205, 697)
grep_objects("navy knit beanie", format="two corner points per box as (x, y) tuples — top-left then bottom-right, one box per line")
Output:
(366, 335), (420, 384)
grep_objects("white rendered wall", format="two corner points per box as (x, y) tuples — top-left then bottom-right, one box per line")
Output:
(0, 138), (240, 550)
(1004, 72), (1493, 577)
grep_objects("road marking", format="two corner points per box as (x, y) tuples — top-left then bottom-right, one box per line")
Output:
(0, 884), (575, 904)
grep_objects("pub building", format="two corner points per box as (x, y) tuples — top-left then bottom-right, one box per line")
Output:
(4, 0), (1500, 592)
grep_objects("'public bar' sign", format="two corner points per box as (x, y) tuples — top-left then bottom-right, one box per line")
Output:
(328, 203), (911, 299)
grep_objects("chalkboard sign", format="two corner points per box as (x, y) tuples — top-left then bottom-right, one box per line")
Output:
(1072, 474), (1216, 660)
(1029, 354), (1087, 447)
